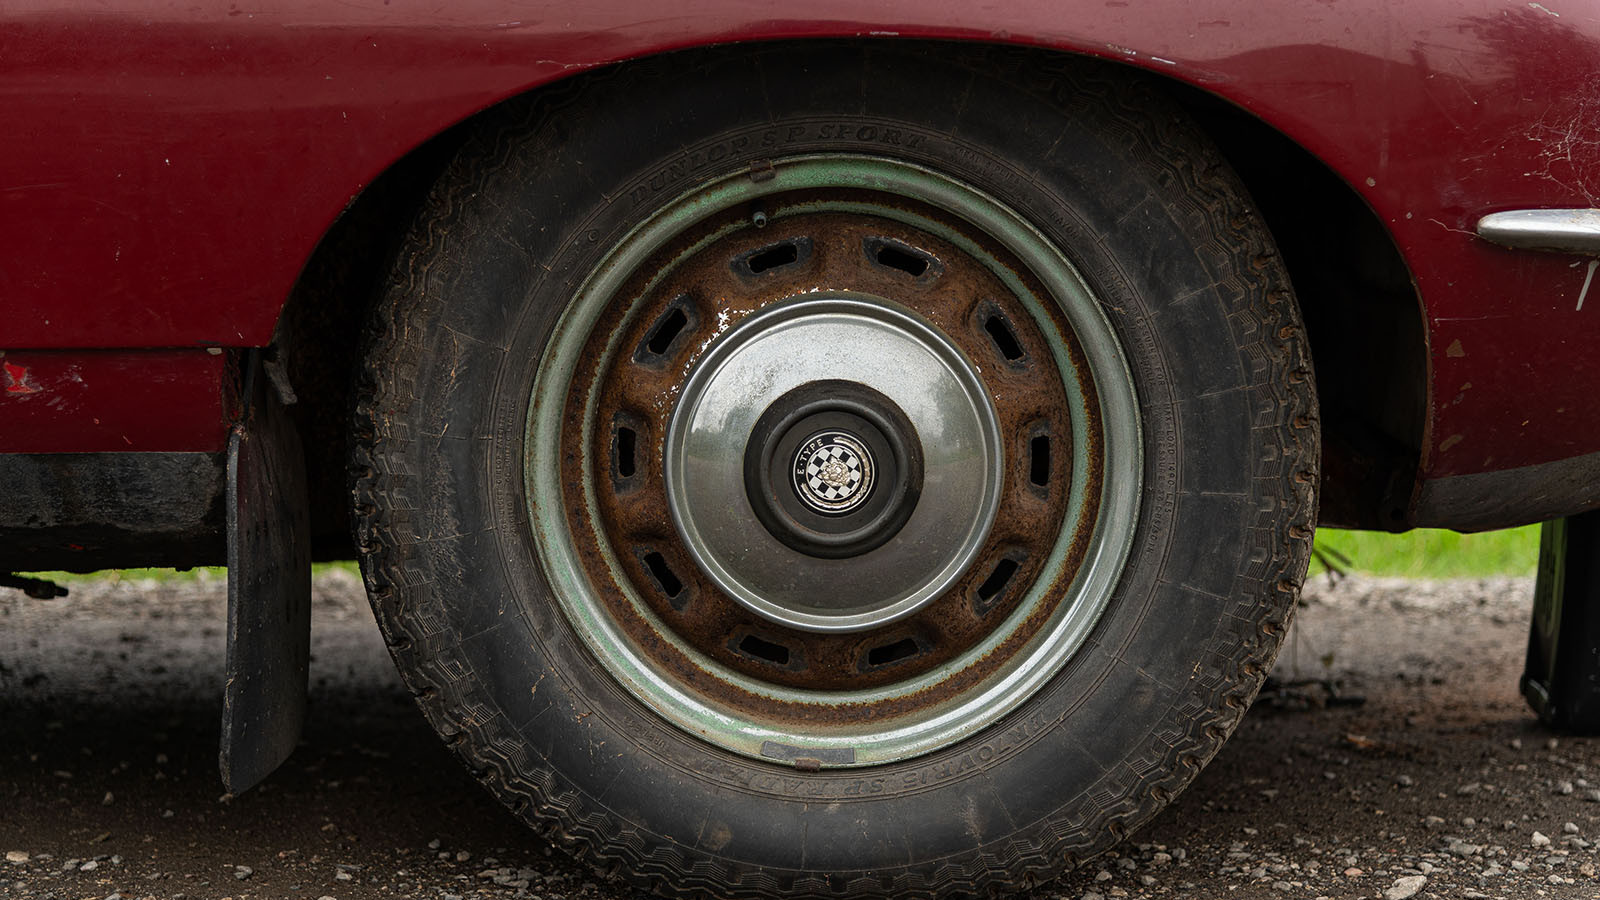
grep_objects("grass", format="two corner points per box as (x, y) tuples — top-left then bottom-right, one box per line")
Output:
(24, 562), (358, 585)
(1311, 525), (1541, 579)
(19, 529), (1542, 586)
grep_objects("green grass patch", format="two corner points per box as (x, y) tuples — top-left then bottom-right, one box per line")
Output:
(23, 562), (359, 585)
(1312, 525), (1540, 579)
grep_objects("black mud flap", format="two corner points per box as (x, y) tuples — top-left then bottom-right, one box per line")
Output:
(220, 359), (311, 792)
(1522, 511), (1600, 733)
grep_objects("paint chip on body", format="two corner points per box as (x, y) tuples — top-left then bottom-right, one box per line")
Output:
(3, 362), (40, 394)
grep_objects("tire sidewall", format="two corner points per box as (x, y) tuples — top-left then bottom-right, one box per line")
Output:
(371, 44), (1309, 884)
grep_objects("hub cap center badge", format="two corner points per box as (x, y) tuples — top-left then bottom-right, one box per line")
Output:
(793, 431), (874, 515)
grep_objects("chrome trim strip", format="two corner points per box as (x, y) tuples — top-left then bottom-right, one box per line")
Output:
(1477, 209), (1600, 254)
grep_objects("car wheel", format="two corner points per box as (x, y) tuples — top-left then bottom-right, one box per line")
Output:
(352, 44), (1316, 899)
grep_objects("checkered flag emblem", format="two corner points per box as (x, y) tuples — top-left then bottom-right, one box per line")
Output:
(792, 431), (875, 514)
(806, 446), (863, 500)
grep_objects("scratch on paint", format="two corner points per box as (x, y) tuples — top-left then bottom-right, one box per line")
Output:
(1528, 2), (1560, 15)
(1427, 218), (1476, 236)
(1579, 259), (1598, 311)
(1522, 83), (1600, 205)
(3, 361), (40, 395)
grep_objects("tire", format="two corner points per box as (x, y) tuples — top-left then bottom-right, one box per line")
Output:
(352, 44), (1317, 899)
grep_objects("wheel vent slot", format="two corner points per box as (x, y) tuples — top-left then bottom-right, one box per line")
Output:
(645, 308), (688, 355)
(863, 636), (924, 669)
(977, 559), (1020, 602)
(1028, 433), (1050, 488)
(748, 242), (798, 272)
(615, 426), (638, 479)
(640, 550), (686, 609)
(874, 245), (928, 277)
(971, 553), (1025, 617)
(611, 413), (646, 491)
(735, 237), (812, 278)
(736, 633), (794, 667)
(633, 297), (697, 365)
(864, 236), (941, 281)
(984, 313), (1026, 362)
(1024, 420), (1053, 498)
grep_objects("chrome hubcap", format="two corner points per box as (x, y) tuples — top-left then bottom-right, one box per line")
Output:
(665, 295), (1003, 633)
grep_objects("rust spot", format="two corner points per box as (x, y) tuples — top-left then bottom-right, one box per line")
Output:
(747, 159), (776, 183)
(3, 361), (40, 395)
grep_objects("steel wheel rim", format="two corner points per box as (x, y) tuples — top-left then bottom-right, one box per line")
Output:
(526, 155), (1142, 766)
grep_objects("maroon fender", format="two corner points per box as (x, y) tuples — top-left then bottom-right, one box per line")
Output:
(3, 0), (1600, 519)
(0, 350), (229, 452)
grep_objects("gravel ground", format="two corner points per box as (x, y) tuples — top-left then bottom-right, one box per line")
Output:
(2, 569), (1598, 900)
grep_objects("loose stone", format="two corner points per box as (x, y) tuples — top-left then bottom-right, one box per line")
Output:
(1383, 874), (1427, 900)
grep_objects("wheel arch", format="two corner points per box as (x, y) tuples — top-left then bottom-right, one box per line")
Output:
(1162, 82), (1429, 531)
(276, 38), (1427, 556)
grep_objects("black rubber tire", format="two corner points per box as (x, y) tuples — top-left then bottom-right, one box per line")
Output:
(352, 43), (1317, 900)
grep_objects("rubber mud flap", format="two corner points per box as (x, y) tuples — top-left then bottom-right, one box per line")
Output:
(1523, 511), (1600, 732)
(220, 364), (312, 793)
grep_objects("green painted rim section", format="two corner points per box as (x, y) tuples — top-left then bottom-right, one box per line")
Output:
(526, 156), (1143, 767)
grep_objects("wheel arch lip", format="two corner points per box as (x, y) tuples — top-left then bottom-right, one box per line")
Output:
(283, 28), (1422, 537)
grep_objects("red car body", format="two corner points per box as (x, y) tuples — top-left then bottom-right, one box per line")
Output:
(3, 0), (1599, 555)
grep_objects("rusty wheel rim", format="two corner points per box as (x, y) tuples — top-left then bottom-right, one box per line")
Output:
(526, 156), (1142, 766)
